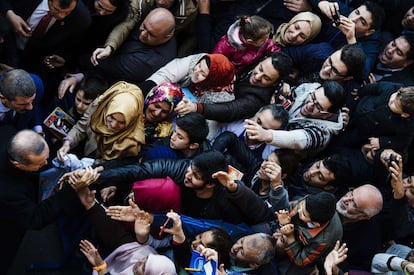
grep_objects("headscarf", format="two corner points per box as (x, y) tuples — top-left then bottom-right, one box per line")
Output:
(274, 12), (322, 47)
(144, 254), (177, 275)
(189, 54), (235, 97)
(90, 81), (145, 160)
(144, 82), (183, 141)
(144, 82), (183, 117)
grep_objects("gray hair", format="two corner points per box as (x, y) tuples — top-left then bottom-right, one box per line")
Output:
(0, 69), (36, 101)
(8, 130), (46, 165)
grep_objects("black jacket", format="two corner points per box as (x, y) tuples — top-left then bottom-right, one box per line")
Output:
(99, 158), (274, 225)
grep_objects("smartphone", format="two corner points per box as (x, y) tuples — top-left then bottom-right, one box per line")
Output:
(332, 9), (341, 27)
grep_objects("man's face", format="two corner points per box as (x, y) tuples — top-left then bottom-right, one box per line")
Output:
(299, 87), (333, 119)
(183, 163), (206, 189)
(319, 50), (349, 80)
(48, 0), (77, 20)
(138, 13), (171, 46)
(403, 175), (414, 205)
(74, 90), (93, 115)
(249, 58), (280, 88)
(336, 188), (368, 221)
(348, 5), (374, 38)
(246, 109), (283, 145)
(170, 126), (191, 150)
(302, 160), (335, 187)
(94, 0), (117, 16)
(1, 94), (36, 113)
(155, 0), (175, 9)
(402, 7), (414, 30)
(16, 143), (49, 172)
(379, 37), (414, 69)
(230, 235), (261, 268)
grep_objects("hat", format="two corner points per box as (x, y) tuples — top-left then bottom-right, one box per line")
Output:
(305, 192), (336, 224)
(144, 254), (176, 275)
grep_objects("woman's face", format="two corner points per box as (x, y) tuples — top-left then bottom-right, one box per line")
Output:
(145, 101), (171, 123)
(191, 59), (209, 83)
(284, 20), (311, 46)
(106, 112), (126, 132)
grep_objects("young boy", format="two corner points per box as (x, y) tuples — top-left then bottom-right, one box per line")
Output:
(143, 112), (210, 160)
(276, 191), (343, 274)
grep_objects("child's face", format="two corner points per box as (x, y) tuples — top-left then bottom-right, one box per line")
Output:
(170, 126), (191, 150)
(75, 90), (93, 115)
(388, 91), (406, 116)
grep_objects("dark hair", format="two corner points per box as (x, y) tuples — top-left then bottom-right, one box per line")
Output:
(239, 15), (273, 42)
(206, 228), (232, 267)
(305, 192), (336, 223)
(398, 86), (414, 115)
(258, 104), (289, 129)
(274, 149), (301, 179)
(362, 1), (385, 30)
(340, 44), (366, 78)
(8, 130), (46, 165)
(0, 14), (10, 37)
(322, 80), (346, 113)
(0, 69), (36, 100)
(270, 52), (293, 81)
(192, 150), (227, 185)
(402, 34), (414, 60)
(77, 73), (108, 100)
(176, 113), (209, 144)
(108, 0), (121, 7)
(322, 154), (352, 187)
(57, 0), (76, 9)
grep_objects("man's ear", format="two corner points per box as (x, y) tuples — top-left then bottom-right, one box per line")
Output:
(363, 28), (375, 37)
(323, 185), (335, 191)
(250, 263), (260, 269)
(10, 159), (22, 169)
(189, 143), (200, 150)
(0, 93), (7, 104)
(311, 221), (321, 227)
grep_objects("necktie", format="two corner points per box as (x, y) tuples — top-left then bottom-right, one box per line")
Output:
(27, 13), (53, 45)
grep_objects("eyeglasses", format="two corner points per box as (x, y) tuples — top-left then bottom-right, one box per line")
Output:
(327, 57), (347, 77)
(309, 91), (330, 114)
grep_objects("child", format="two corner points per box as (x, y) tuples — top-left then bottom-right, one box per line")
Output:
(276, 192), (343, 274)
(212, 15), (280, 76)
(143, 112), (211, 161)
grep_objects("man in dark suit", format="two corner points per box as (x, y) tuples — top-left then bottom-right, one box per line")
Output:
(0, 0), (91, 73)
(0, 126), (98, 273)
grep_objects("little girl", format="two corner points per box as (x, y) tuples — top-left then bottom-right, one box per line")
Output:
(213, 15), (280, 76)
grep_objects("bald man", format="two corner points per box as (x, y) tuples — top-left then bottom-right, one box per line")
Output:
(91, 7), (177, 84)
(0, 126), (84, 272)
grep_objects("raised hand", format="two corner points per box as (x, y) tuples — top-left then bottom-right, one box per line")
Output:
(77, 187), (96, 210)
(106, 198), (140, 222)
(58, 76), (78, 99)
(162, 211), (185, 243)
(100, 186), (117, 203)
(244, 119), (273, 143)
(212, 171), (238, 192)
(324, 240), (348, 275)
(69, 167), (100, 191)
(134, 209), (154, 243)
(79, 239), (105, 267)
(91, 46), (113, 66)
(175, 98), (197, 116)
(276, 209), (291, 225)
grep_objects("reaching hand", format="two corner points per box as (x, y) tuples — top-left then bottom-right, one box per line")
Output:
(198, 244), (219, 262)
(43, 54), (65, 69)
(283, 0), (312, 12)
(58, 76), (78, 99)
(106, 198), (140, 222)
(324, 240), (348, 275)
(69, 167), (100, 191)
(162, 211), (185, 243)
(212, 171), (238, 192)
(175, 98), (197, 115)
(100, 186), (117, 203)
(91, 46), (112, 66)
(6, 11), (31, 38)
(79, 239), (105, 267)
(258, 160), (282, 187)
(276, 209), (291, 225)
(317, 1), (339, 21)
(134, 209), (154, 243)
(57, 141), (71, 162)
(244, 119), (273, 143)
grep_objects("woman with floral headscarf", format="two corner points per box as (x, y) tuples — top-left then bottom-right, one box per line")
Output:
(273, 12), (322, 47)
(57, 81), (145, 162)
(144, 82), (184, 143)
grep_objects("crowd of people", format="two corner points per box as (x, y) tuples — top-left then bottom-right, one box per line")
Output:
(1, 0), (414, 274)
